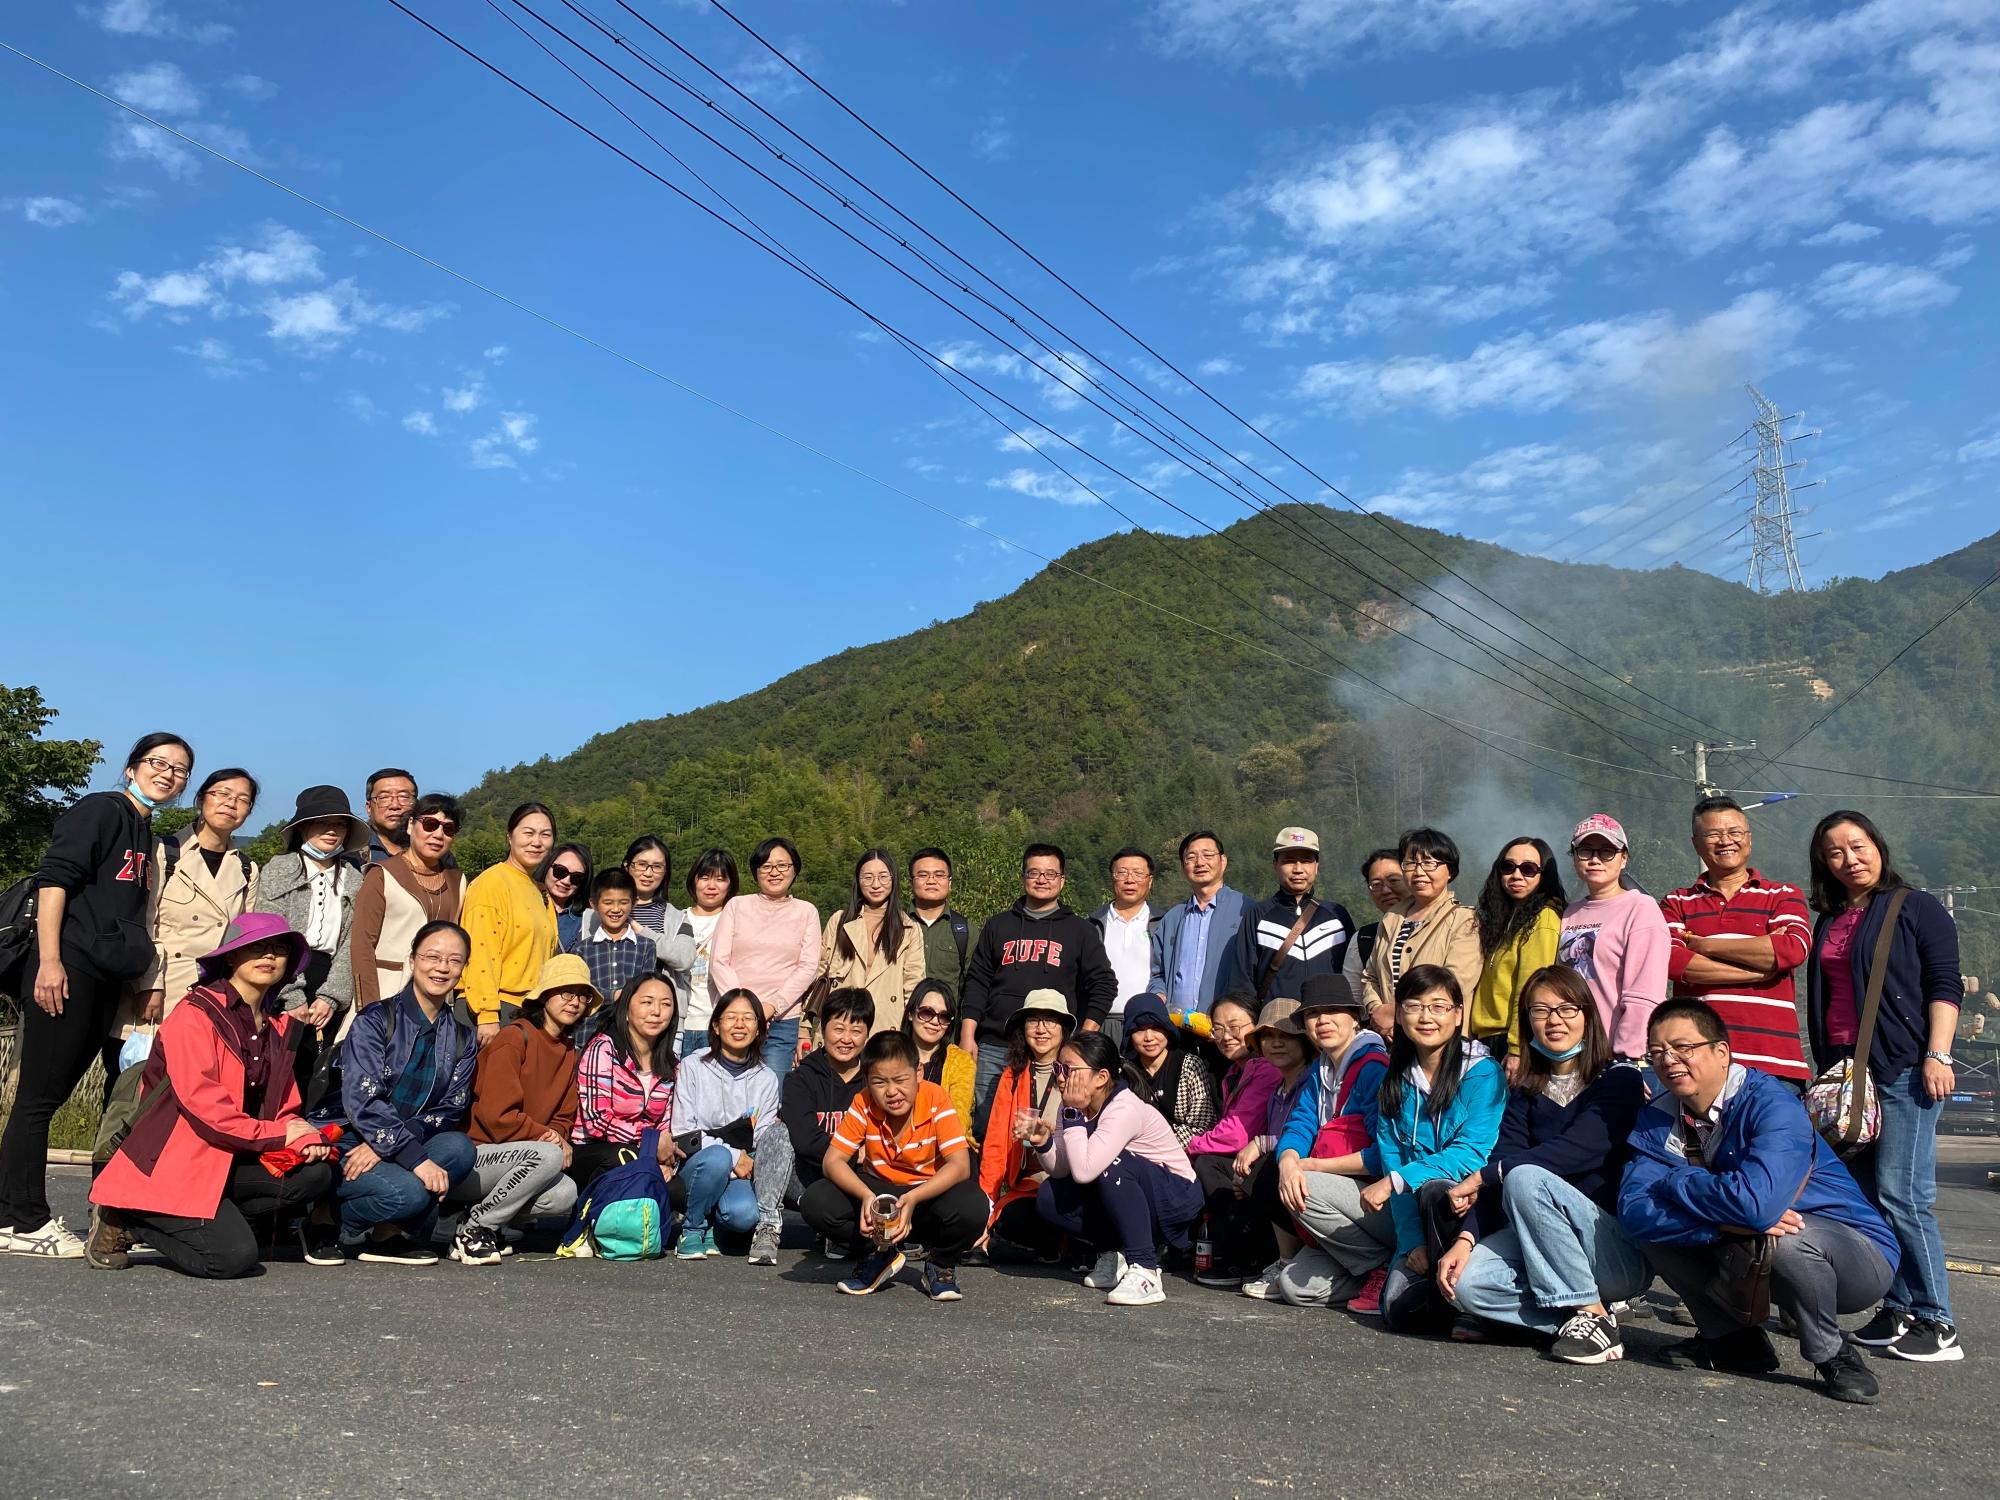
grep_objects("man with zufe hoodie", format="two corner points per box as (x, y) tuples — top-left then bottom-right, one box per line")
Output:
(959, 844), (1117, 1137)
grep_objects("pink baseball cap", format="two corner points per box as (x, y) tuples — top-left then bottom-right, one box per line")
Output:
(1569, 814), (1629, 851)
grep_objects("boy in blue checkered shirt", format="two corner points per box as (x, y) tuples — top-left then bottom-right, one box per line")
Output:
(568, 868), (660, 1000)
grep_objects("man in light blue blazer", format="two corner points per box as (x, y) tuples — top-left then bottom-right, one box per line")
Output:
(1147, 829), (1248, 1016)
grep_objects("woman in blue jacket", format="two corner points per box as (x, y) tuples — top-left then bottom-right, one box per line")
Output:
(1803, 810), (1964, 1362)
(1434, 966), (1650, 1361)
(1358, 964), (1506, 1335)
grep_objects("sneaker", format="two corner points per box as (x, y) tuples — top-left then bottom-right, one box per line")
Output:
(747, 1226), (779, 1266)
(703, 1229), (722, 1258)
(85, 1208), (132, 1271)
(1106, 1263), (1166, 1307)
(1852, 1307), (1911, 1347)
(674, 1228), (710, 1261)
(1655, 1327), (1779, 1375)
(1882, 1318), (1965, 1363)
(1549, 1310), (1624, 1365)
(1239, 1258), (1289, 1300)
(922, 1262), (963, 1302)
(1195, 1265), (1246, 1289)
(356, 1234), (440, 1267)
(1815, 1337), (1882, 1403)
(1450, 1315), (1493, 1345)
(0, 1216), (84, 1259)
(299, 1222), (347, 1267)
(838, 1247), (906, 1296)
(449, 1224), (503, 1267)
(1082, 1250), (1128, 1291)
(1345, 1266), (1389, 1316)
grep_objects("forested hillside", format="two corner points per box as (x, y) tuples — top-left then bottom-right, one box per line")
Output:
(456, 507), (2000, 970)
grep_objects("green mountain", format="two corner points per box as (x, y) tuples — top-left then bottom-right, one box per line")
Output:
(458, 506), (2000, 972)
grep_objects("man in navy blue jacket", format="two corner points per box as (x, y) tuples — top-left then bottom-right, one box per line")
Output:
(1619, 998), (1899, 1403)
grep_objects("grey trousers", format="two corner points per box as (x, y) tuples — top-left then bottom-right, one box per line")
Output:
(753, 1129), (794, 1232)
(463, 1141), (578, 1230)
(1642, 1213), (1894, 1364)
(1278, 1172), (1396, 1307)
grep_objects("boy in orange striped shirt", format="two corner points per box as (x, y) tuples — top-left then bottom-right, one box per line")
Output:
(802, 1031), (987, 1300)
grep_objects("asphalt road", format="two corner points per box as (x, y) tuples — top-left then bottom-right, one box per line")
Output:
(3, 1167), (1994, 1500)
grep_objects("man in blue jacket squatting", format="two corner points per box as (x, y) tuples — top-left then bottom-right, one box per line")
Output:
(1618, 997), (1899, 1404)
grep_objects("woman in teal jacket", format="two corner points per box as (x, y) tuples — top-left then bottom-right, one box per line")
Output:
(1359, 964), (1507, 1334)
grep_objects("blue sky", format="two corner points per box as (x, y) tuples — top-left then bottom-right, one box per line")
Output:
(3, 0), (1996, 817)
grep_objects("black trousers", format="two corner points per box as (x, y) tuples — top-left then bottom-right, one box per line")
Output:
(1383, 1179), (1467, 1336)
(0, 953), (125, 1231)
(125, 1159), (337, 1279)
(1195, 1151), (1278, 1274)
(993, 1192), (1063, 1255)
(799, 1168), (986, 1267)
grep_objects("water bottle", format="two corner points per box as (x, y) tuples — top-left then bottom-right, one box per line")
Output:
(1193, 1214), (1214, 1276)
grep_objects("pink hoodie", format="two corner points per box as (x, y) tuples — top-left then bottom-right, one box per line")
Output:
(1558, 889), (1672, 1057)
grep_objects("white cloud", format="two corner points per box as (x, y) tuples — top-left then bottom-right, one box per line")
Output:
(112, 267), (216, 318)
(342, 392), (381, 422)
(1198, 356), (1241, 376)
(469, 411), (540, 470)
(1297, 292), (1803, 415)
(22, 196), (86, 228)
(173, 336), (261, 378)
(108, 119), (197, 178)
(208, 224), (323, 286)
(224, 74), (279, 101)
(1804, 220), (1882, 245)
(89, 1), (232, 45)
(1958, 423), (2000, 463)
(482, 344), (509, 361)
(1150, 0), (1627, 74)
(1368, 442), (1603, 521)
(973, 114), (1013, 162)
(1812, 260), (1960, 318)
(403, 410), (440, 437)
(442, 374), (486, 413)
(937, 339), (1098, 412)
(107, 62), (202, 117)
(728, 44), (814, 102)
(258, 279), (445, 350)
(986, 467), (1100, 506)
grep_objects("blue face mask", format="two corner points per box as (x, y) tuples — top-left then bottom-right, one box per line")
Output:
(1530, 1036), (1586, 1063)
(125, 780), (160, 810)
(301, 841), (341, 863)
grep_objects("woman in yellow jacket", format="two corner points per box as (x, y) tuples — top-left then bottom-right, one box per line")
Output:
(815, 848), (926, 1034)
(1361, 828), (1482, 1035)
(459, 802), (559, 1043)
(1470, 836), (1567, 1078)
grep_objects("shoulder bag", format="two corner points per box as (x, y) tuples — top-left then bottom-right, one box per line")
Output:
(1803, 887), (1906, 1157)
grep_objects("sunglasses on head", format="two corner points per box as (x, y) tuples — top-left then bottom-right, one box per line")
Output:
(415, 815), (458, 836)
(1498, 859), (1541, 877)
(549, 864), (584, 883)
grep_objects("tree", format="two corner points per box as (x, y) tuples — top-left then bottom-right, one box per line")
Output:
(0, 685), (100, 883)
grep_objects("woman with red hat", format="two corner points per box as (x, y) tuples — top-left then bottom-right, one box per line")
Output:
(85, 913), (338, 1278)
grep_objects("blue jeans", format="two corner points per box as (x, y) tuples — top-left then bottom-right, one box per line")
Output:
(1855, 1063), (1952, 1323)
(336, 1131), (476, 1242)
(761, 1018), (800, 1078)
(972, 1041), (1010, 1141)
(1037, 1153), (1203, 1270)
(1451, 1165), (1652, 1333)
(679, 1142), (759, 1234)
(678, 1029), (708, 1061)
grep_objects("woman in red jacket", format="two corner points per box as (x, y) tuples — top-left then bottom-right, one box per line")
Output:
(87, 913), (337, 1278)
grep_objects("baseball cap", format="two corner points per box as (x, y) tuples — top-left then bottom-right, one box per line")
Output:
(1272, 826), (1321, 856)
(1570, 814), (1629, 851)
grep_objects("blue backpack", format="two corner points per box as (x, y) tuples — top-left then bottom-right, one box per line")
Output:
(558, 1128), (676, 1260)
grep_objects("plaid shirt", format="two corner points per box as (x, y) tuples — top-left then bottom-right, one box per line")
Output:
(570, 925), (660, 1003)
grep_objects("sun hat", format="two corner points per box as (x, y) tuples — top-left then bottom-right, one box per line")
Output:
(1299, 973), (1365, 1015)
(197, 912), (311, 986)
(1569, 814), (1629, 852)
(527, 953), (603, 1009)
(282, 785), (372, 855)
(1248, 997), (1307, 1044)
(1272, 826), (1321, 856)
(1006, 988), (1078, 1033)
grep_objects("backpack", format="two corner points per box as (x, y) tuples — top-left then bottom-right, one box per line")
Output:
(558, 1127), (676, 1260)
(157, 833), (252, 885)
(0, 877), (40, 997)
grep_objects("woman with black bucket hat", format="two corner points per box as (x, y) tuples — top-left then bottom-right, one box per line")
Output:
(251, 785), (369, 1086)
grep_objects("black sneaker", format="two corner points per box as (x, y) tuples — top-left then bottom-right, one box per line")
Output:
(921, 1262), (963, 1302)
(1549, 1310), (1624, 1364)
(1852, 1307), (1911, 1347)
(837, 1247), (905, 1295)
(1655, 1327), (1779, 1374)
(357, 1234), (440, 1267)
(299, 1222), (347, 1268)
(449, 1224), (502, 1267)
(1815, 1338), (1881, 1403)
(1883, 1318), (1965, 1363)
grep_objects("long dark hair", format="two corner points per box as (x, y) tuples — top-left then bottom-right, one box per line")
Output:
(901, 978), (955, 1080)
(836, 847), (909, 965)
(1062, 1029), (1152, 1103)
(623, 835), (671, 906)
(537, 841), (594, 915)
(1510, 966), (1611, 1099)
(600, 972), (678, 1081)
(1807, 809), (1907, 915)
(1377, 964), (1469, 1128)
(707, 987), (770, 1059)
(1475, 836), (1567, 956)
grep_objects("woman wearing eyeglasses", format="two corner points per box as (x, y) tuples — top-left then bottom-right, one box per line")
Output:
(460, 803), (561, 1046)
(1184, 994), (1282, 1290)
(710, 836), (821, 1076)
(1557, 814), (1671, 1065)
(252, 786), (371, 1083)
(1470, 838), (1568, 1080)
(1361, 829), (1482, 1038)
(1358, 965), (1506, 1335)
(352, 794), (467, 1011)
(1434, 966), (1650, 1362)
(542, 843), (594, 952)
(902, 978), (976, 1144)
(818, 848), (927, 1037)
(131, 767), (262, 1026)
(0, 732), (192, 1260)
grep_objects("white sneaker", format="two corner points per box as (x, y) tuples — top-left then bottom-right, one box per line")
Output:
(1239, 1257), (1290, 1299)
(1106, 1263), (1166, 1307)
(1082, 1250), (1127, 1290)
(1, 1216), (85, 1258)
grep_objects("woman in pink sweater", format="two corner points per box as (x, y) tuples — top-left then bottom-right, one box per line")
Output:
(1556, 815), (1671, 1062)
(709, 836), (820, 1077)
(1026, 1030), (1202, 1308)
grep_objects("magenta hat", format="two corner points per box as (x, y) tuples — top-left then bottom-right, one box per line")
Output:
(197, 912), (311, 986)
(1569, 814), (1629, 852)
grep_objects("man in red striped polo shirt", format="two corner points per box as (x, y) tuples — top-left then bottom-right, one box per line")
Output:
(1660, 796), (1812, 1087)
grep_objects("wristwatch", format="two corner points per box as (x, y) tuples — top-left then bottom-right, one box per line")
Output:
(1924, 1050), (1954, 1064)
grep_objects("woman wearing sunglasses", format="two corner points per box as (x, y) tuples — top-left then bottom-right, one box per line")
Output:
(1557, 814), (1671, 1066)
(542, 843), (595, 952)
(352, 793), (466, 1011)
(901, 978), (976, 1146)
(1470, 837), (1567, 1079)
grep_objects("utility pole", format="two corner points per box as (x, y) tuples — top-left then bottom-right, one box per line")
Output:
(1745, 385), (1815, 594)
(1935, 885), (1979, 919)
(1672, 738), (1758, 796)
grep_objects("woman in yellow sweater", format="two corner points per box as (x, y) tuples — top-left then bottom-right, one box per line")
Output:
(460, 802), (559, 1043)
(1470, 836), (1567, 1079)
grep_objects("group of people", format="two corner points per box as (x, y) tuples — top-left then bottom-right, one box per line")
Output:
(0, 734), (1970, 1407)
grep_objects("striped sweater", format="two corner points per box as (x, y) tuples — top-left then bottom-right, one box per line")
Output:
(1661, 868), (1811, 1083)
